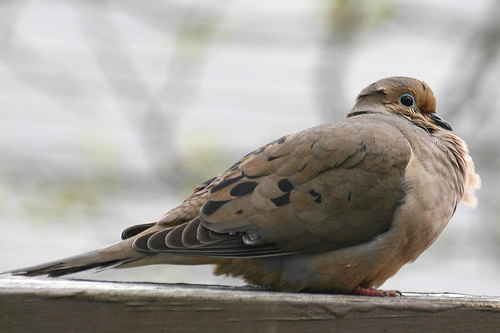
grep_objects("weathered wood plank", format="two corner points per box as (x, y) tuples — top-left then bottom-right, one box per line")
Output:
(0, 276), (499, 332)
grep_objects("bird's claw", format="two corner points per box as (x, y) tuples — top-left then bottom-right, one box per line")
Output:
(353, 286), (402, 297)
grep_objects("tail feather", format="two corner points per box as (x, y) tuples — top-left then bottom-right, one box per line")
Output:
(8, 251), (125, 277)
(6, 239), (145, 277)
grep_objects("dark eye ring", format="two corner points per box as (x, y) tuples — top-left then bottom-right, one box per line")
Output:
(399, 94), (416, 107)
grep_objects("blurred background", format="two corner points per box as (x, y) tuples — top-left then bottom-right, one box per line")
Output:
(1, 0), (499, 295)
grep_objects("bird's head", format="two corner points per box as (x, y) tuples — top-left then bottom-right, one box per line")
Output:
(352, 76), (452, 131)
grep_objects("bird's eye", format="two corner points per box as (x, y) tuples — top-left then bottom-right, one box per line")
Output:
(399, 94), (416, 107)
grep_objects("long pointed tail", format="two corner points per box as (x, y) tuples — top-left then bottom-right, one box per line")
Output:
(6, 239), (146, 277)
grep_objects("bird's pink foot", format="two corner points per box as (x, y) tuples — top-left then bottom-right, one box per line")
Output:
(352, 286), (402, 297)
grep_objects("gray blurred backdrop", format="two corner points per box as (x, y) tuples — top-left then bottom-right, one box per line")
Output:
(1, 0), (499, 295)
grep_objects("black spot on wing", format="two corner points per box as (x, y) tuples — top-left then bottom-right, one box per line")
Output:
(270, 178), (294, 207)
(267, 156), (281, 162)
(211, 175), (245, 193)
(309, 189), (319, 196)
(252, 147), (265, 155)
(202, 200), (230, 216)
(309, 189), (322, 204)
(229, 181), (258, 197)
(277, 178), (294, 192)
(271, 193), (290, 207)
(277, 136), (286, 144)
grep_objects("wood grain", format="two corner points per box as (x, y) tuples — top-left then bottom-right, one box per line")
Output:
(1, 276), (499, 332)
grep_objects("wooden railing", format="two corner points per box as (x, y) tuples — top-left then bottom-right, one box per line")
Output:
(1, 276), (499, 332)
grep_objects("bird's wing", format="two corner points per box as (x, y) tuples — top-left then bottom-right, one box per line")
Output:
(133, 114), (413, 257)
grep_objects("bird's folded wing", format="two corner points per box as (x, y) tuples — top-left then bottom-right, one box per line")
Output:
(134, 115), (413, 257)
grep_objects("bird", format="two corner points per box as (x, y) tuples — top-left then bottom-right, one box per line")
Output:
(7, 76), (480, 297)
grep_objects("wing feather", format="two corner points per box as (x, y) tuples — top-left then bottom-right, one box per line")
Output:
(129, 115), (412, 258)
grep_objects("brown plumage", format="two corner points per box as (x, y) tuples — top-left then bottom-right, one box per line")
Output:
(8, 77), (480, 296)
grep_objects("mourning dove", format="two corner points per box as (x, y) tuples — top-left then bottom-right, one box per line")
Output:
(8, 77), (480, 296)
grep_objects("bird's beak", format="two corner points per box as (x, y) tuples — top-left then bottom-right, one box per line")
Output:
(426, 113), (453, 131)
